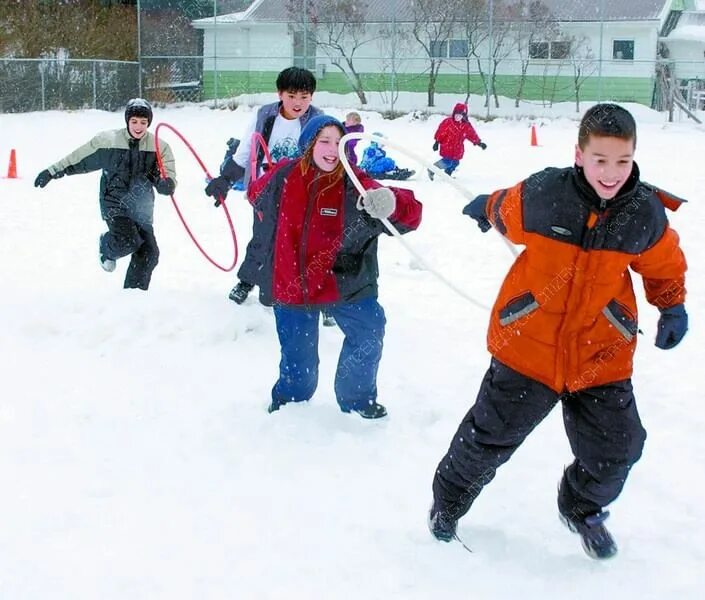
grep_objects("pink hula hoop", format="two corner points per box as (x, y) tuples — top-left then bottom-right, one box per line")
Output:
(154, 122), (238, 272)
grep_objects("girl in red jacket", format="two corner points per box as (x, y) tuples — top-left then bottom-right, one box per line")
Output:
(429, 102), (486, 180)
(247, 115), (423, 419)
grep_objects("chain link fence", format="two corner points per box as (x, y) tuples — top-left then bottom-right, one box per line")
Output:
(2, 2), (705, 118)
(0, 59), (139, 113)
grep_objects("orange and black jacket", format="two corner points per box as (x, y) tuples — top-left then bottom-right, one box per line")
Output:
(483, 163), (687, 392)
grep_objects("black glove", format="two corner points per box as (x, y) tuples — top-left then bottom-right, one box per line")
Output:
(462, 195), (492, 232)
(477, 141), (487, 150)
(155, 177), (175, 196)
(34, 169), (62, 188)
(432, 141), (439, 152)
(655, 304), (688, 349)
(205, 175), (232, 207)
(225, 137), (240, 156)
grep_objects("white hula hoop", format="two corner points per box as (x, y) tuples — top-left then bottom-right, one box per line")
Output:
(339, 131), (512, 311)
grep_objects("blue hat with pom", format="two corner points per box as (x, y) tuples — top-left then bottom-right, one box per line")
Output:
(298, 115), (345, 155)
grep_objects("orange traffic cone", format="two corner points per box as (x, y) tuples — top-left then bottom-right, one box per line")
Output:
(6, 149), (18, 178)
(530, 124), (539, 147)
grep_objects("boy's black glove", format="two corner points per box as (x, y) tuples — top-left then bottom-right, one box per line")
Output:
(462, 194), (491, 232)
(225, 137), (240, 156)
(34, 169), (63, 188)
(205, 175), (232, 207)
(477, 141), (487, 150)
(432, 141), (439, 151)
(155, 177), (175, 196)
(655, 304), (688, 349)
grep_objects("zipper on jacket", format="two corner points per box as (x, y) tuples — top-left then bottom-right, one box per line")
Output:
(299, 175), (319, 304)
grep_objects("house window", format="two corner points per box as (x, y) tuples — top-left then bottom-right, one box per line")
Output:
(449, 39), (468, 58)
(613, 40), (634, 60)
(550, 41), (571, 59)
(430, 40), (448, 58)
(530, 41), (570, 59)
(293, 30), (316, 70)
(529, 42), (549, 59)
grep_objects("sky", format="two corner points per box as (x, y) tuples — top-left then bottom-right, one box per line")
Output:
(1, 92), (704, 599)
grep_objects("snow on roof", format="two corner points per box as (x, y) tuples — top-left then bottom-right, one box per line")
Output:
(198, 0), (670, 25)
(192, 0), (265, 26)
(666, 11), (705, 42)
(667, 24), (705, 41)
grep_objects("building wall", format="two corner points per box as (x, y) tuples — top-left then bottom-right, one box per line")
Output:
(197, 19), (661, 104)
(666, 39), (705, 79)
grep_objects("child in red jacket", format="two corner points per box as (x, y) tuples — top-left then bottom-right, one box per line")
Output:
(429, 102), (486, 180)
(247, 115), (423, 419)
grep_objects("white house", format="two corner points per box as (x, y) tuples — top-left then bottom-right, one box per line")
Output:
(192, 0), (705, 106)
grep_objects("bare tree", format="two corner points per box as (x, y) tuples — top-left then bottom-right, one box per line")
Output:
(456, 0), (490, 106)
(566, 34), (597, 112)
(509, 0), (558, 108)
(376, 21), (416, 112)
(410, 0), (464, 107)
(486, 2), (515, 109)
(285, 0), (376, 104)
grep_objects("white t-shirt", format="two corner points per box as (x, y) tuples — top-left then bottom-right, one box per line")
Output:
(233, 112), (302, 175)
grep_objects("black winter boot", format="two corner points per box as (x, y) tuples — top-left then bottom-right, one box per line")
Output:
(560, 510), (618, 560)
(428, 503), (457, 542)
(99, 234), (116, 273)
(341, 401), (387, 419)
(229, 280), (254, 304)
(321, 309), (337, 327)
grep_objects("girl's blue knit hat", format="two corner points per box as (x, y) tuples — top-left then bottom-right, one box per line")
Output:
(298, 115), (345, 154)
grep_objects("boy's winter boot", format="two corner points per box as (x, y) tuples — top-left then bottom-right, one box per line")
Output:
(428, 503), (457, 542)
(229, 280), (254, 304)
(341, 401), (387, 419)
(559, 510), (618, 560)
(98, 234), (116, 272)
(428, 160), (446, 181)
(321, 310), (337, 327)
(386, 168), (415, 181)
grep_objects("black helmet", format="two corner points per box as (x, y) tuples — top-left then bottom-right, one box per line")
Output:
(124, 98), (153, 126)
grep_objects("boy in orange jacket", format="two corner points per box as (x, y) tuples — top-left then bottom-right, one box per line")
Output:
(429, 103), (688, 559)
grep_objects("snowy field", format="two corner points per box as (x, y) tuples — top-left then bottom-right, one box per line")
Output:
(1, 95), (704, 599)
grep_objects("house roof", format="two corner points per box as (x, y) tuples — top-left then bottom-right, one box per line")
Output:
(665, 10), (705, 41)
(238, 0), (671, 24)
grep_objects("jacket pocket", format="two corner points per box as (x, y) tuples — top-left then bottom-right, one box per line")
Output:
(499, 291), (540, 326)
(602, 299), (638, 341)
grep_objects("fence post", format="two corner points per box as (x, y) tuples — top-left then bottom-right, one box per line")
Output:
(40, 63), (46, 111)
(93, 61), (97, 109)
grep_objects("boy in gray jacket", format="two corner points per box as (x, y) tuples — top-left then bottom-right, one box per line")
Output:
(34, 98), (176, 290)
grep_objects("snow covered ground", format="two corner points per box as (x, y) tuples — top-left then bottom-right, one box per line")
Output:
(1, 96), (704, 599)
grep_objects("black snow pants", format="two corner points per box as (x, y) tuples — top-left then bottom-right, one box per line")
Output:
(432, 358), (647, 521)
(236, 208), (265, 287)
(101, 215), (159, 290)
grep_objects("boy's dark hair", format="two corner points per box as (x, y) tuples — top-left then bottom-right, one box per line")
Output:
(578, 103), (637, 149)
(276, 67), (317, 94)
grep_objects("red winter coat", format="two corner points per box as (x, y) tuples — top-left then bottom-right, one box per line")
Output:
(247, 159), (423, 306)
(434, 104), (481, 160)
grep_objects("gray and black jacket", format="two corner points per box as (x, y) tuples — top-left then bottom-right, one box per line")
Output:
(48, 129), (176, 225)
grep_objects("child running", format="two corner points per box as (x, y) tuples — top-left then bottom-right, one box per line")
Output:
(429, 103), (688, 559)
(246, 115), (423, 419)
(34, 98), (176, 290)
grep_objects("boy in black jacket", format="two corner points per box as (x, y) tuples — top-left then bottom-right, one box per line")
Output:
(34, 98), (176, 290)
